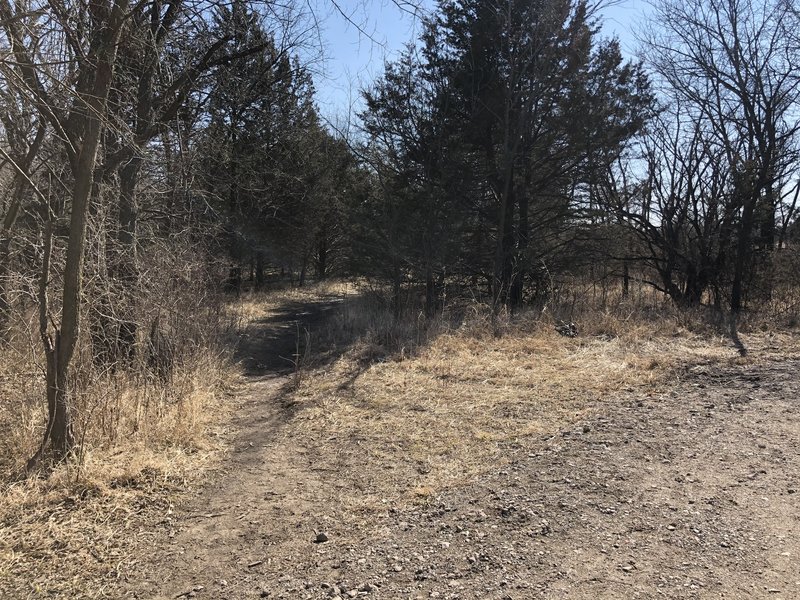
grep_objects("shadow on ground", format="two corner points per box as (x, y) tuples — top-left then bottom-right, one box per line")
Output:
(233, 295), (348, 377)
(231, 288), (452, 416)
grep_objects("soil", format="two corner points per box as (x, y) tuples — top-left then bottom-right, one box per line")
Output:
(118, 302), (800, 600)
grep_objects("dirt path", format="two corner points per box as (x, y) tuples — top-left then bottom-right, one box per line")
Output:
(120, 297), (346, 599)
(120, 308), (800, 600)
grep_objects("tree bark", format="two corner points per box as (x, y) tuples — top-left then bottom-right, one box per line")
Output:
(299, 249), (310, 287)
(730, 203), (755, 313)
(255, 251), (265, 289)
(510, 175), (530, 309)
(315, 230), (328, 279)
(425, 266), (436, 319)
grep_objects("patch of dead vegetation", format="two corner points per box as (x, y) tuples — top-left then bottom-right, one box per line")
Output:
(227, 281), (350, 328)
(0, 449), (202, 599)
(0, 312), (240, 599)
(286, 300), (800, 515)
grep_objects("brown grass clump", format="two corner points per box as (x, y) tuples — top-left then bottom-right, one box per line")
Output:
(0, 449), (200, 599)
(0, 321), (236, 480)
(0, 343), (235, 598)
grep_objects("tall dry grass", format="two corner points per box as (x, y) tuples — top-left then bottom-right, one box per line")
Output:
(1, 248), (238, 481)
(0, 246), (242, 599)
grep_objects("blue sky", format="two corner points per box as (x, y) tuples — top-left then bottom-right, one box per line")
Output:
(311, 0), (651, 125)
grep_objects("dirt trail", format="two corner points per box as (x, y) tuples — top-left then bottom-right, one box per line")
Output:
(121, 297), (345, 599)
(121, 306), (800, 600)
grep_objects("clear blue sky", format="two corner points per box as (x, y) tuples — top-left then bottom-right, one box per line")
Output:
(311, 0), (650, 125)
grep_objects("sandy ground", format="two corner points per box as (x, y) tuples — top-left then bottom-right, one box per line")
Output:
(117, 304), (800, 600)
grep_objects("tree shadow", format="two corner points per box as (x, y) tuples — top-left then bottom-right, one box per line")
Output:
(230, 289), (454, 424)
(233, 295), (348, 377)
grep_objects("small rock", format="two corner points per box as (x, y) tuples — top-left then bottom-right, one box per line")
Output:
(582, 424), (591, 433)
(359, 583), (375, 593)
(315, 532), (329, 543)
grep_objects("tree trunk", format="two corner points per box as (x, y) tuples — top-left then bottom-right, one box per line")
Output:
(510, 178), (529, 309)
(425, 266), (436, 319)
(27, 215), (76, 467)
(53, 119), (106, 458)
(500, 186), (515, 305)
(493, 176), (516, 311)
(35, 0), (127, 464)
(731, 195), (757, 313)
(255, 251), (265, 289)
(299, 250), (309, 287)
(392, 262), (402, 321)
(622, 260), (630, 298)
(316, 232), (328, 279)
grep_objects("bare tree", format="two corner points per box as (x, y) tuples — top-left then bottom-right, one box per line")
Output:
(645, 0), (800, 313)
(1, 0), (130, 464)
(0, 89), (46, 341)
(600, 104), (736, 306)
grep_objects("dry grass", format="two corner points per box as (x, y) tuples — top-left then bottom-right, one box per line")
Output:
(0, 448), (203, 598)
(0, 306), (240, 599)
(0, 324), (237, 479)
(282, 288), (800, 515)
(225, 280), (351, 334)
